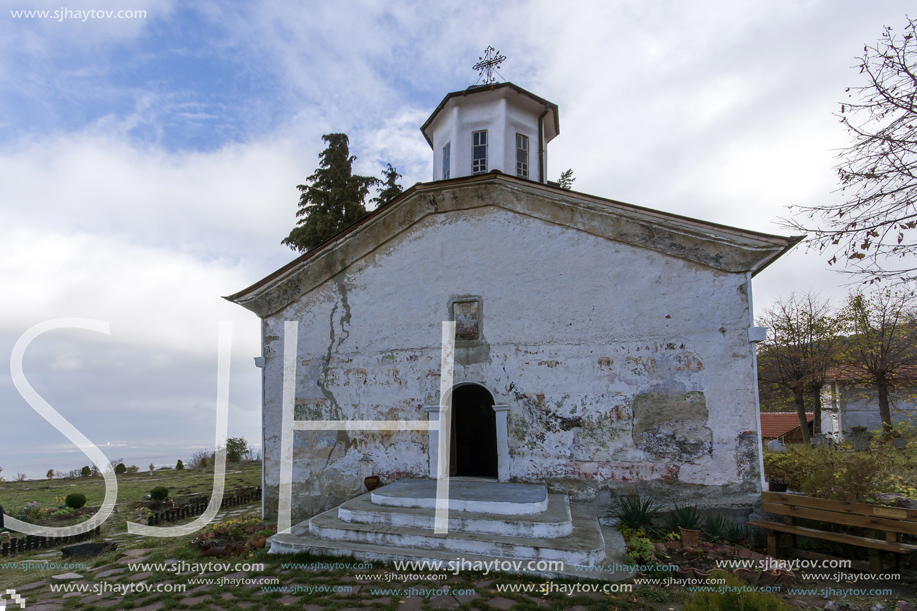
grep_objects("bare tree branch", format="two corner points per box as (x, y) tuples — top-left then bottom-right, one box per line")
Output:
(785, 17), (917, 285)
(757, 292), (840, 443)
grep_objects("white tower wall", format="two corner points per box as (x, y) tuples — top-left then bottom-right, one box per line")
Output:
(423, 84), (558, 184)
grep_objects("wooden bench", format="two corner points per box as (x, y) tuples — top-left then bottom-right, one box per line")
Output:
(747, 491), (917, 573)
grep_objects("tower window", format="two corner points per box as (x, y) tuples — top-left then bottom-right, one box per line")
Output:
(516, 133), (529, 178)
(472, 130), (487, 174)
(442, 142), (451, 180)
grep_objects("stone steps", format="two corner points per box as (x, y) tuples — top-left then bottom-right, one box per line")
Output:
(269, 522), (633, 581)
(370, 479), (549, 515)
(268, 477), (634, 580)
(338, 492), (573, 538)
(310, 499), (602, 565)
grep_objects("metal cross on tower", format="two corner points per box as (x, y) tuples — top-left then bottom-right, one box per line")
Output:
(473, 46), (506, 85)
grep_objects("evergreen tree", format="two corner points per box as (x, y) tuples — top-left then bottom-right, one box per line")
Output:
(372, 163), (403, 209)
(282, 134), (379, 253)
(558, 169), (575, 190)
(226, 437), (249, 463)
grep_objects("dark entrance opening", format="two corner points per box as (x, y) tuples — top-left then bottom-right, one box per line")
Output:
(450, 384), (498, 478)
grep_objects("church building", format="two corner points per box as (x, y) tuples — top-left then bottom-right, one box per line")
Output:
(227, 79), (801, 526)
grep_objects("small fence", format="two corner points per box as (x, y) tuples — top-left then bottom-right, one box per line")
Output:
(0, 526), (102, 556)
(145, 487), (262, 526)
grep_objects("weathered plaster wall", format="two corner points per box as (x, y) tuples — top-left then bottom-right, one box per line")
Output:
(260, 204), (762, 521)
(821, 383), (917, 439)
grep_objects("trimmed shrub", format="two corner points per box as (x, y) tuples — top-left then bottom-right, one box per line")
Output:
(175, 459), (184, 470)
(65, 493), (87, 509)
(150, 486), (169, 501)
(114, 463), (127, 475)
(80, 466), (91, 478)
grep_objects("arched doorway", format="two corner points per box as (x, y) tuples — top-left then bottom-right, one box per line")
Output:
(450, 384), (498, 478)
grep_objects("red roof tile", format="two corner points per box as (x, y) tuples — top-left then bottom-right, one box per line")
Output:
(760, 412), (813, 439)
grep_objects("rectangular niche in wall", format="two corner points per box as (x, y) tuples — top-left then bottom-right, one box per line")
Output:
(450, 297), (482, 341)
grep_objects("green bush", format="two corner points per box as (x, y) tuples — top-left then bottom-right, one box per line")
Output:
(762, 450), (799, 486)
(799, 446), (892, 501)
(620, 527), (656, 564)
(175, 459), (184, 470)
(724, 521), (748, 544)
(664, 503), (703, 533)
(65, 493), (86, 509)
(702, 514), (728, 541)
(114, 463), (127, 475)
(616, 495), (660, 532)
(150, 486), (169, 501)
(684, 572), (794, 611)
(80, 466), (91, 478)
(763, 444), (899, 502)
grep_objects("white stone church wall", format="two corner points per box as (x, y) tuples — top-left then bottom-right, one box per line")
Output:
(260, 206), (762, 521)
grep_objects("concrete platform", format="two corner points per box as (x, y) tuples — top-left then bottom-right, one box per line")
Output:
(269, 523), (634, 581)
(371, 478), (548, 515)
(269, 477), (634, 580)
(339, 491), (573, 538)
(310, 500), (603, 565)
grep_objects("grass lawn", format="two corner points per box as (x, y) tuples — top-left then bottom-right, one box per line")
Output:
(0, 463), (261, 541)
(0, 463), (261, 511)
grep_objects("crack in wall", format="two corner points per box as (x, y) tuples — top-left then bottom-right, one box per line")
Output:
(315, 274), (354, 468)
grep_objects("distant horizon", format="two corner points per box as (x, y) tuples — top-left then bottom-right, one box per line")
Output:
(1, 441), (263, 482)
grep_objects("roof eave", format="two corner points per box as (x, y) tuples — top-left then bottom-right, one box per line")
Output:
(227, 172), (800, 316)
(420, 82), (560, 148)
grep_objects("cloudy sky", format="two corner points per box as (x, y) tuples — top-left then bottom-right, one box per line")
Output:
(0, 0), (910, 479)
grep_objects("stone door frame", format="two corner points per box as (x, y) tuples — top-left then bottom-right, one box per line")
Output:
(423, 382), (510, 482)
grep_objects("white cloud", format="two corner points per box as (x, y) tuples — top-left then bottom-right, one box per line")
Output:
(2, 0), (914, 476)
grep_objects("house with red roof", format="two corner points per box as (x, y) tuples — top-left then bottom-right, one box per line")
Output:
(760, 412), (813, 444)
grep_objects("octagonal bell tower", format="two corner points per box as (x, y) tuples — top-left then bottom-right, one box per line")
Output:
(421, 82), (559, 184)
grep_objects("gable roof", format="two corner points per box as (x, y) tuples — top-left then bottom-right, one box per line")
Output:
(760, 412), (813, 439)
(226, 171), (803, 318)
